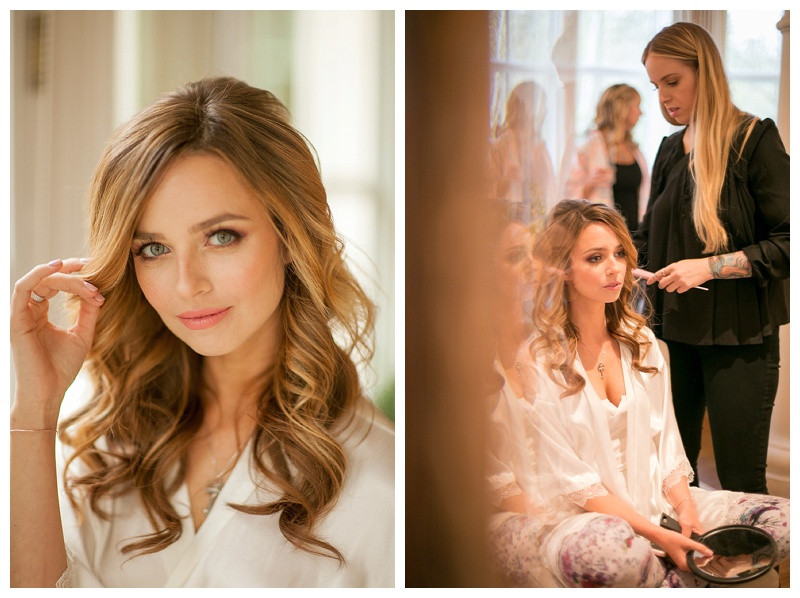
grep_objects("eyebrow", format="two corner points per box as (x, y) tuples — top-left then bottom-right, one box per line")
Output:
(581, 244), (624, 255)
(133, 213), (252, 240)
(651, 72), (679, 85)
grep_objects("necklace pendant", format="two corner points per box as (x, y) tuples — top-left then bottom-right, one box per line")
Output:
(597, 361), (605, 379)
(203, 481), (223, 515)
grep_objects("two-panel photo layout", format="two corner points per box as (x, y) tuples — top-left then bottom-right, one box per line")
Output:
(8, 9), (791, 589)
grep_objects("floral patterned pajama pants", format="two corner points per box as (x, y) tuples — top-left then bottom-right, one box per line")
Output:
(491, 492), (789, 587)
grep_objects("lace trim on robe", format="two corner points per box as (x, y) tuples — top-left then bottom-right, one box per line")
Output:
(564, 482), (608, 508)
(487, 472), (522, 507)
(54, 549), (76, 588)
(661, 459), (694, 495)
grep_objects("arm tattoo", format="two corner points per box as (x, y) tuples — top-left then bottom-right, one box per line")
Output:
(708, 251), (752, 279)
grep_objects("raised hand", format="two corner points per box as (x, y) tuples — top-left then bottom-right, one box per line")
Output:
(10, 258), (105, 428)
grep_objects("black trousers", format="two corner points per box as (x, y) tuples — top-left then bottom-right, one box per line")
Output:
(664, 335), (780, 494)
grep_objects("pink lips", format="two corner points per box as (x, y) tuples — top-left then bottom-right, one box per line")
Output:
(178, 307), (231, 330)
(605, 282), (622, 291)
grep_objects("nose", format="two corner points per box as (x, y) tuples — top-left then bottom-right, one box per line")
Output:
(607, 257), (624, 276)
(658, 87), (669, 106)
(523, 253), (534, 276)
(174, 254), (211, 299)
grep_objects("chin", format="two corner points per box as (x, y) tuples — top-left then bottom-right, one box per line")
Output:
(173, 336), (233, 357)
(163, 322), (237, 357)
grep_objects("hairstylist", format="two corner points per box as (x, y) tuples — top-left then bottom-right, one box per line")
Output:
(635, 22), (789, 494)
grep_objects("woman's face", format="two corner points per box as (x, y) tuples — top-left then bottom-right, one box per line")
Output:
(132, 152), (286, 361)
(625, 96), (642, 130)
(493, 222), (534, 305)
(567, 222), (626, 307)
(644, 54), (698, 125)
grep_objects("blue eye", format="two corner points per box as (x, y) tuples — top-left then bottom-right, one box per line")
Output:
(139, 243), (168, 259)
(209, 229), (240, 246)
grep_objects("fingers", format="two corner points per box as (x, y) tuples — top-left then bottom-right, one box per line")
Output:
(35, 273), (104, 302)
(71, 291), (103, 347)
(12, 260), (64, 315)
(689, 538), (714, 558)
(655, 268), (684, 293)
(12, 258), (104, 317)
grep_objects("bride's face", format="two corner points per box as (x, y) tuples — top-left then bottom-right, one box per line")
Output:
(567, 223), (626, 307)
(132, 152), (287, 361)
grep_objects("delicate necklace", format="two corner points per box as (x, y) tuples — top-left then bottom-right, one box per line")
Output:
(579, 339), (606, 379)
(203, 436), (248, 516)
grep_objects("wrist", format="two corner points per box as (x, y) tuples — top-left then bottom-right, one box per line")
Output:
(705, 257), (715, 279)
(674, 496), (695, 513)
(10, 399), (61, 431)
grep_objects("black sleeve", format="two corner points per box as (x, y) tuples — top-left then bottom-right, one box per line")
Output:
(633, 135), (669, 266)
(739, 119), (790, 285)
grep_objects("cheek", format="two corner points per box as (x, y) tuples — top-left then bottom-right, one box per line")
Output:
(134, 264), (171, 312)
(234, 248), (286, 306)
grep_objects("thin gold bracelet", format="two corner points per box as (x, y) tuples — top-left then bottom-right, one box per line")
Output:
(10, 428), (57, 433)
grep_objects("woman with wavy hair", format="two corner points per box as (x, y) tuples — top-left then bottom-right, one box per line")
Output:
(564, 83), (650, 236)
(489, 80), (557, 235)
(10, 76), (394, 587)
(510, 200), (788, 587)
(636, 22), (789, 494)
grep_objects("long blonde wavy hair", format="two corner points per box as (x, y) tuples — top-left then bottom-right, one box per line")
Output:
(594, 83), (640, 149)
(642, 22), (756, 254)
(499, 80), (546, 137)
(529, 200), (656, 397)
(59, 76), (375, 563)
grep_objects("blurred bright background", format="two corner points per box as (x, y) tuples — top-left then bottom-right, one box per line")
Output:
(10, 10), (395, 417)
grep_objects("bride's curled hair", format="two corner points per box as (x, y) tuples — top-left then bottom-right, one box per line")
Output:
(529, 199), (656, 397)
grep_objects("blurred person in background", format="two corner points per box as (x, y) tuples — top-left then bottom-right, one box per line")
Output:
(489, 81), (558, 236)
(565, 83), (650, 237)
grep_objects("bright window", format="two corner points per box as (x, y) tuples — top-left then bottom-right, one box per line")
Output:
(489, 10), (784, 195)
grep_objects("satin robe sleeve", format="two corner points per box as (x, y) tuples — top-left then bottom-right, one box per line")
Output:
(486, 388), (525, 507)
(643, 331), (694, 494)
(529, 375), (610, 509)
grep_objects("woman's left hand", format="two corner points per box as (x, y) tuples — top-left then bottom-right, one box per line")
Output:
(647, 258), (712, 293)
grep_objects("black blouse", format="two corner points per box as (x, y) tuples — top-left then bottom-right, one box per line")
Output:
(633, 118), (789, 346)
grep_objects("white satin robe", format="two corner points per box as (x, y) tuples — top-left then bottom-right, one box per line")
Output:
(523, 327), (693, 524)
(56, 375), (394, 587)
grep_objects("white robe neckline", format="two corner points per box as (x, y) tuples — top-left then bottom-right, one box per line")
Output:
(167, 437), (263, 586)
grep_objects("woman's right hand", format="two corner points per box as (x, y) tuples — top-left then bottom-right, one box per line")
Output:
(10, 258), (105, 428)
(655, 527), (713, 572)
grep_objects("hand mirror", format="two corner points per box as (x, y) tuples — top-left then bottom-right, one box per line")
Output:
(660, 513), (777, 585)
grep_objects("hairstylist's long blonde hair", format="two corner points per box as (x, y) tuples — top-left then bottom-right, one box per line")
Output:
(60, 76), (375, 562)
(530, 200), (656, 398)
(594, 83), (640, 148)
(643, 21), (756, 254)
